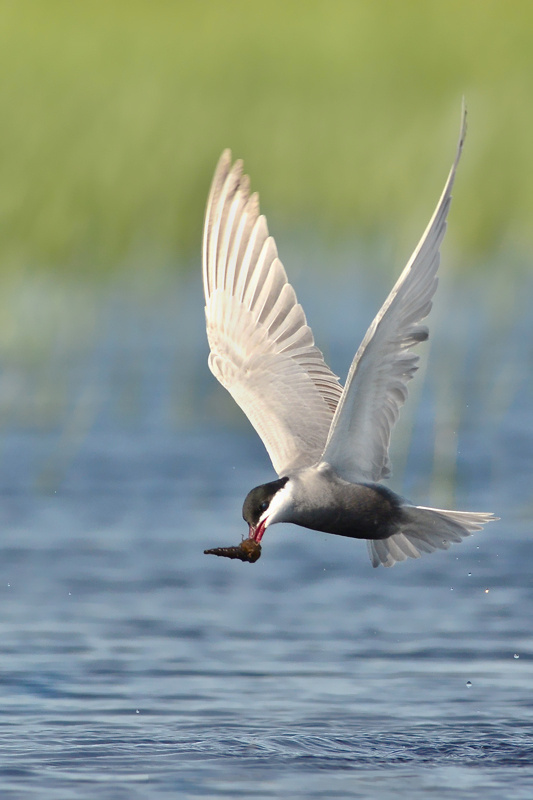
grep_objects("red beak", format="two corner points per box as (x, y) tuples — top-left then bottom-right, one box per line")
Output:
(249, 519), (267, 542)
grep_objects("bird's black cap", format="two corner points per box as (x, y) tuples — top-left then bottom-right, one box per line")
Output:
(242, 477), (289, 525)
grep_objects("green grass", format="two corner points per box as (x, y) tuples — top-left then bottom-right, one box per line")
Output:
(0, 0), (531, 277)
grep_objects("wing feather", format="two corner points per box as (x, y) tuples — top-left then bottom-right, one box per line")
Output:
(320, 109), (467, 482)
(203, 151), (343, 476)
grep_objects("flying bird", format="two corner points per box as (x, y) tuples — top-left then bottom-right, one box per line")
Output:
(202, 111), (496, 567)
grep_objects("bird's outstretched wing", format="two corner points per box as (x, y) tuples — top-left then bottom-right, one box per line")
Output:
(320, 110), (466, 483)
(203, 151), (343, 476)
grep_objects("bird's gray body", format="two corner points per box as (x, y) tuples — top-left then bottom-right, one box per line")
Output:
(276, 466), (402, 541)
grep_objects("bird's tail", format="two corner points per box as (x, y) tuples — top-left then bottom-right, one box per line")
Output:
(367, 505), (498, 568)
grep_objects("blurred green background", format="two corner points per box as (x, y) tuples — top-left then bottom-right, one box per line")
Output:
(0, 0), (531, 278)
(0, 0), (530, 443)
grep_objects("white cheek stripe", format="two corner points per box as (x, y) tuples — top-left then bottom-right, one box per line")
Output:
(260, 480), (293, 527)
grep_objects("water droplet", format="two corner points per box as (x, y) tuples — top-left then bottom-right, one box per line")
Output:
(466, 681), (472, 688)
(514, 653), (520, 659)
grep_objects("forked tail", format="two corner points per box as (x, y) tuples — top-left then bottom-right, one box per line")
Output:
(367, 505), (498, 568)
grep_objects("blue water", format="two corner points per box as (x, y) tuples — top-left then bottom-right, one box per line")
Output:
(0, 267), (531, 798)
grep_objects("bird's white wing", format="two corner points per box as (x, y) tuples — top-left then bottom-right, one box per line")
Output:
(320, 111), (466, 483)
(203, 151), (343, 477)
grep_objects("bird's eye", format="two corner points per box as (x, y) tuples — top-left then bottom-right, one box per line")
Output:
(259, 501), (269, 513)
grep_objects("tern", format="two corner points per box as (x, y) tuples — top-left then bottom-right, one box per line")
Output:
(202, 111), (496, 567)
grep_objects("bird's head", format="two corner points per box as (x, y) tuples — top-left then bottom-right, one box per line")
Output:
(242, 477), (290, 542)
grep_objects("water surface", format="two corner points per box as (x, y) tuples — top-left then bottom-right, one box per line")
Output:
(0, 269), (530, 798)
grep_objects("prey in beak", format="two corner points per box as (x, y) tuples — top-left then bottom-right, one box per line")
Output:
(204, 538), (262, 563)
(204, 477), (289, 564)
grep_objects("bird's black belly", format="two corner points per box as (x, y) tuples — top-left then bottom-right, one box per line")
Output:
(294, 483), (404, 541)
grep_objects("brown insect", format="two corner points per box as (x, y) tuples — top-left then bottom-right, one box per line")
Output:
(204, 538), (262, 563)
